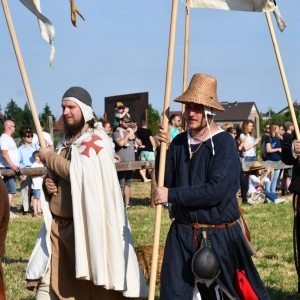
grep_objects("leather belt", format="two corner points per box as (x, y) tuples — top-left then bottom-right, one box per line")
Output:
(182, 220), (238, 249)
(183, 220), (237, 230)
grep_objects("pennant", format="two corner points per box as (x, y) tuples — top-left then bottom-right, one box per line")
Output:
(20, 0), (55, 68)
(186, 0), (286, 31)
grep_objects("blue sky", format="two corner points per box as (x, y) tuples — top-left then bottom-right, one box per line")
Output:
(1, 0), (299, 121)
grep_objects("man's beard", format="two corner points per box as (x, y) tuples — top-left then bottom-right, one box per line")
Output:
(63, 116), (85, 136)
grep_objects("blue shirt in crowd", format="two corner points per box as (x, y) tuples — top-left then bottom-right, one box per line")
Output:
(18, 144), (40, 168)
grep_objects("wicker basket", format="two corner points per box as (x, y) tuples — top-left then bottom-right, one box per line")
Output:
(135, 244), (165, 282)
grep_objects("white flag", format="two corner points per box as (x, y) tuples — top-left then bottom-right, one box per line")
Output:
(186, 0), (286, 31)
(20, 0), (55, 68)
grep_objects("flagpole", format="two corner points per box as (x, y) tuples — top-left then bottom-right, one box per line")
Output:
(148, 0), (179, 298)
(265, 11), (300, 139)
(181, 0), (190, 130)
(1, 0), (45, 147)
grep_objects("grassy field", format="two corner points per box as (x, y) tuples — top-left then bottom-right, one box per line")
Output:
(2, 182), (299, 299)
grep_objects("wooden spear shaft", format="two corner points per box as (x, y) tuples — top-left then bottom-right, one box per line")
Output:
(181, 0), (190, 130)
(265, 11), (300, 139)
(182, 1), (190, 93)
(148, 0), (179, 298)
(1, 0), (46, 147)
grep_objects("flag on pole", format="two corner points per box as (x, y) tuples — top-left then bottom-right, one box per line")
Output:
(186, 0), (286, 31)
(20, 0), (55, 68)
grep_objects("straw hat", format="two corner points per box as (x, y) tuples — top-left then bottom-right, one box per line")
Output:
(249, 162), (265, 171)
(174, 74), (225, 112)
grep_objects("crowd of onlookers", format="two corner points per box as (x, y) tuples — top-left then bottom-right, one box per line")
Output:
(0, 120), (52, 218)
(0, 99), (295, 217)
(223, 119), (294, 204)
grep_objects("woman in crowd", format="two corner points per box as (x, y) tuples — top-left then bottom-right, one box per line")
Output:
(265, 123), (282, 194)
(239, 120), (261, 161)
(18, 126), (40, 215)
(248, 162), (285, 204)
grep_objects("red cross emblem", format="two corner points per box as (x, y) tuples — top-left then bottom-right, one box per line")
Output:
(80, 136), (103, 157)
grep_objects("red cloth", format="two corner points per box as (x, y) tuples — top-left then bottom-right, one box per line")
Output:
(234, 269), (258, 300)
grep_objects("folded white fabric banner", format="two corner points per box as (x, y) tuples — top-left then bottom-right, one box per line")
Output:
(186, 0), (286, 31)
(20, 0), (55, 68)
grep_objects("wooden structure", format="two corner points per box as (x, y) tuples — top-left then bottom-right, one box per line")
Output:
(104, 92), (148, 126)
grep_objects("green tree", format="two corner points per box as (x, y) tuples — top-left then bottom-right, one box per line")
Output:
(39, 103), (57, 131)
(259, 108), (300, 135)
(148, 104), (160, 136)
(22, 103), (34, 129)
(5, 99), (23, 136)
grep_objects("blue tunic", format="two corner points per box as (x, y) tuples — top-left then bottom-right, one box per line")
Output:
(159, 130), (270, 300)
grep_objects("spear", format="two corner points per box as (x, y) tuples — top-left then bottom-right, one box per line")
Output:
(2, 0), (46, 148)
(265, 11), (300, 139)
(181, 0), (190, 130)
(148, 0), (179, 298)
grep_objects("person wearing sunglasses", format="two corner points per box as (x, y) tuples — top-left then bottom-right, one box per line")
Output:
(113, 101), (130, 131)
(18, 126), (40, 215)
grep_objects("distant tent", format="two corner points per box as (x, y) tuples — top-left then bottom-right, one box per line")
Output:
(53, 115), (63, 131)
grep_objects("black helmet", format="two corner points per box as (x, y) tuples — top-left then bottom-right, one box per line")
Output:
(191, 231), (220, 280)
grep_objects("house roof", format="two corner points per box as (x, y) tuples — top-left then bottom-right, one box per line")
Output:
(214, 101), (259, 122)
(53, 115), (64, 131)
(277, 103), (300, 115)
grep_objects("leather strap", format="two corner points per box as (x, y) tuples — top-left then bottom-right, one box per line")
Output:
(184, 220), (237, 230)
(184, 220), (238, 250)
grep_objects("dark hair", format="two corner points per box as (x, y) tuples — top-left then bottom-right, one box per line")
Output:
(32, 151), (39, 158)
(19, 125), (32, 138)
(169, 114), (180, 125)
(141, 120), (147, 127)
(87, 118), (96, 129)
(226, 127), (236, 134)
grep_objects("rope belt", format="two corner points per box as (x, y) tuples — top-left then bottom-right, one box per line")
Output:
(182, 220), (238, 249)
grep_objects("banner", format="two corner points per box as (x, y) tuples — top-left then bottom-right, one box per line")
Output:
(20, 0), (55, 68)
(186, 0), (286, 31)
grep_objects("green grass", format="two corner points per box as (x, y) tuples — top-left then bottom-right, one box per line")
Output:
(2, 182), (298, 299)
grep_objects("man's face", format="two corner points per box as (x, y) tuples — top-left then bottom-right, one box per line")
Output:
(279, 126), (285, 135)
(264, 125), (270, 134)
(172, 116), (181, 128)
(185, 104), (207, 130)
(120, 120), (129, 129)
(9, 122), (16, 134)
(62, 100), (85, 134)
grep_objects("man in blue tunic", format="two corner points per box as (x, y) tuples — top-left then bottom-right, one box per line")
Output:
(154, 74), (270, 300)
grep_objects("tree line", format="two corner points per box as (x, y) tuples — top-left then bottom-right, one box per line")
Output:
(0, 99), (56, 137)
(0, 100), (161, 138)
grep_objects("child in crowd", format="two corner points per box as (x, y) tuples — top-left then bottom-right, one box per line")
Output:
(31, 151), (44, 217)
(113, 101), (132, 145)
(248, 161), (285, 205)
(113, 101), (130, 131)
